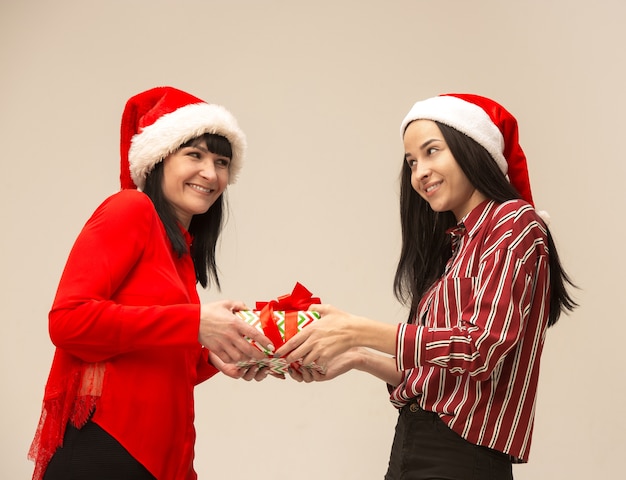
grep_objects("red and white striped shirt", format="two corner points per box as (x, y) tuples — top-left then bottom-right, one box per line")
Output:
(390, 199), (550, 462)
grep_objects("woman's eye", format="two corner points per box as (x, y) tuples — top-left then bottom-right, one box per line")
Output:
(426, 147), (437, 155)
(216, 158), (231, 168)
(407, 159), (417, 168)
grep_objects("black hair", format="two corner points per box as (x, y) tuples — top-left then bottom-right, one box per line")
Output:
(393, 121), (577, 326)
(142, 133), (232, 289)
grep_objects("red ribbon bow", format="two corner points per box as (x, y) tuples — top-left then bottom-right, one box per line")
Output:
(255, 282), (321, 349)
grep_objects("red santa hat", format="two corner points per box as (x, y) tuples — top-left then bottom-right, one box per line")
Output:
(400, 93), (536, 209)
(120, 86), (246, 190)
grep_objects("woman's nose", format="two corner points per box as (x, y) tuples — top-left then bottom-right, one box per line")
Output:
(199, 161), (217, 180)
(414, 161), (430, 179)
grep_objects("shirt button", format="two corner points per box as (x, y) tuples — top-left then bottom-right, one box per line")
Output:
(409, 403), (419, 413)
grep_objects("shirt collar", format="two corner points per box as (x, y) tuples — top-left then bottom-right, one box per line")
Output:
(456, 199), (495, 239)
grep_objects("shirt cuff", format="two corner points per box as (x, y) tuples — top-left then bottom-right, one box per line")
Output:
(396, 323), (422, 371)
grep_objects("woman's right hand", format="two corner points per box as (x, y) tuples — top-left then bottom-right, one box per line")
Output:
(198, 300), (273, 364)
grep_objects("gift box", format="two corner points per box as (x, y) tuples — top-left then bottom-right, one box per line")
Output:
(235, 282), (324, 375)
(236, 310), (321, 374)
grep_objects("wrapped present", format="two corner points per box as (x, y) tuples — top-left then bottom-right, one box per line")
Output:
(235, 282), (324, 374)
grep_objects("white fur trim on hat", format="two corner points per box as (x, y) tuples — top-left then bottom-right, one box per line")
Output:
(129, 102), (246, 190)
(400, 95), (508, 175)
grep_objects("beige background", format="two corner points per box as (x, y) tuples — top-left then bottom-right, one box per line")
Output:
(1, 0), (624, 478)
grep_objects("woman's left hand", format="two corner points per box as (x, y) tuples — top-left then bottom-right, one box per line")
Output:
(209, 351), (273, 381)
(287, 347), (363, 383)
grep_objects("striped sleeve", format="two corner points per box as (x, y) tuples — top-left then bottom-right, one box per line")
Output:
(395, 203), (547, 379)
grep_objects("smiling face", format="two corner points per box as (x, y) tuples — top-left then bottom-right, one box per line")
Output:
(403, 119), (487, 221)
(161, 137), (230, 229)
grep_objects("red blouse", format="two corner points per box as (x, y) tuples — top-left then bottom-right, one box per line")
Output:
(29, 190), (218, 479)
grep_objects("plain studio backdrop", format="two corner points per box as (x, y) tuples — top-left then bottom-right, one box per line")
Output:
(1, 1), (624, 478)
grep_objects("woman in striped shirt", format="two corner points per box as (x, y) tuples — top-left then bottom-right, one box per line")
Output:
(277, 93), (577, 479)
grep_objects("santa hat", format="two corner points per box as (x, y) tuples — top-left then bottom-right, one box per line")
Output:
(120, 86), (246, 190)
(400, 93), (537, 210)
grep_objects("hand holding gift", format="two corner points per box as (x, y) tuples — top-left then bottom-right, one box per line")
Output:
(198, 299), (274, 363)
(209, 351), (272, 382)
(235, 282), (326, 375)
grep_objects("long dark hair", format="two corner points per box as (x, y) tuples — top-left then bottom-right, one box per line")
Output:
(143, 133), (232, 289)
(393, 121), (577, 326)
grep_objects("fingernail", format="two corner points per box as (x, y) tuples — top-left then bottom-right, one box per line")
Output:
(267, 343), (275, 353)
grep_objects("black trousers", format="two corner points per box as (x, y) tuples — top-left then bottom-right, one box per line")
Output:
(385, 401), (513, 480)
(43, 420), (155, 480)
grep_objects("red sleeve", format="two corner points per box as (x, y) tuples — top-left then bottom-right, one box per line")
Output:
(49, 190), (201, 362)
(196, 347), (219, 384)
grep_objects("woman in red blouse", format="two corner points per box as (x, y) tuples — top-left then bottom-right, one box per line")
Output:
(277, 94), (578, 479)
(29, 87), (274, 480)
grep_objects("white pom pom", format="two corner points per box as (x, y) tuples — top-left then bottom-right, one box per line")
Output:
(536, 210), (550, 225)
